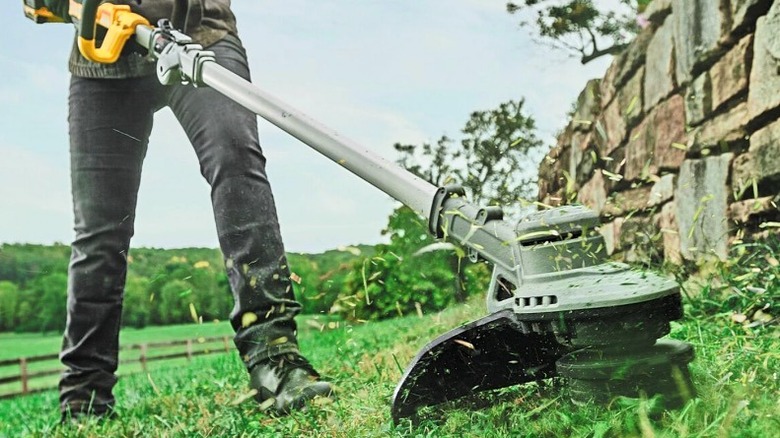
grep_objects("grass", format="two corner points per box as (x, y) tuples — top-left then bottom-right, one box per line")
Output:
(0, 316), (341, 398)
(0, 320), (235, 361)
(0, 320), (236, 397)
(0, 249), (778, 437)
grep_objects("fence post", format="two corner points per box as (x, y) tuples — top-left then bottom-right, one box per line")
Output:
(186, 339), (193, 361)
(19, 358), (28, 394)
(223, 336), (230, 353)
(140, 343), (148, 372)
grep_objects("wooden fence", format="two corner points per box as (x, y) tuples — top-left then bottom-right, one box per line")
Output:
(0, 336), (233, 400)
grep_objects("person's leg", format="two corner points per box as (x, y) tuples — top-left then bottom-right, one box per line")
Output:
(168, 35), (301, 365)
(167, 35), (332, 412)
(59, 74), (160, 417)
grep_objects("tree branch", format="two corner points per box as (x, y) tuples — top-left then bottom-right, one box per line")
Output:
(580, 42), (629, 64)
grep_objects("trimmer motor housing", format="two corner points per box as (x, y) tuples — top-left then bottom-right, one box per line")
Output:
(392, 204), (696, 422)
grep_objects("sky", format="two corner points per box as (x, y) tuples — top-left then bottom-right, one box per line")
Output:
(0, 0), (612, 254)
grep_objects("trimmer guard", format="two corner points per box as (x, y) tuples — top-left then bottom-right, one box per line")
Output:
(391, 310), (565, 422)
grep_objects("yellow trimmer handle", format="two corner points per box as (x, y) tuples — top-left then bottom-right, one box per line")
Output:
(71, 0), (149, 64)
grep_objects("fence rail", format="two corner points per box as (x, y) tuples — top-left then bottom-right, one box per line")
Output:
(0, 335), (233, 400)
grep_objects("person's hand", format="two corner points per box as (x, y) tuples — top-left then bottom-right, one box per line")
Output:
(44, 0), (73, 23)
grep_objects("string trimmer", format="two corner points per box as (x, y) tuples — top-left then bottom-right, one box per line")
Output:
(24, 0), (697, 423)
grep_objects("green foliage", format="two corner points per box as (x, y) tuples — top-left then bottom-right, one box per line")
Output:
(287, 246), (376, 315)
(123, 276), (151, 328)
(682, 237), (779, 326)
(334, 206), (491, 321)
(395, 99), (542, 212)
(0, 281), (19, 331)
(378, 99), (542, 316)
(0, 244), (74, 332)
(0, 243), (70, 288)
(30, 273), (68, 333)
(0, 244), (371, 332)
(507, 0), (652, 64)
(158, 279), (192, 323)
(120, 250), (232, 327)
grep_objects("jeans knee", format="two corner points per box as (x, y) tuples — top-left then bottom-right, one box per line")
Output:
(200, 137), (269, 188)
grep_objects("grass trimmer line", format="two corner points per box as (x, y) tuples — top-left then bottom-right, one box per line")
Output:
(25, 0), (697, 423)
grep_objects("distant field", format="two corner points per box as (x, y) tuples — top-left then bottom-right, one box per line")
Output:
(0, 321), (234, 398)
(0, 315), (337, 399)
(0, 321), (234, 361)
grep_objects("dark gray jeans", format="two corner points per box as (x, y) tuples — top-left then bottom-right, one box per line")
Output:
(59, 35), (301, 415)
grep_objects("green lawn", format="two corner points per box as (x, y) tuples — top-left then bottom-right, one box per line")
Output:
(0, 320), (235, 361)
(0, 293), (778, 437)
(0, 315), (337, 399)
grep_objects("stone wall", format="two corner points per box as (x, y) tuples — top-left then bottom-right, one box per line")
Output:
(539, 0), (780, 264)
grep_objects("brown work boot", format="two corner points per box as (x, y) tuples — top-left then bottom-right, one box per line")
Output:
(249, 353), (334, 414)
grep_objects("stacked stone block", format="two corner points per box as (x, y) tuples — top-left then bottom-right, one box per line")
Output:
(538, 0), (780, 263)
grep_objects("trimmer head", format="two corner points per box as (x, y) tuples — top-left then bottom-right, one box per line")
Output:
(391, 310), (563, 421)
(391, 205), (696, 423)
(557, 339), (696, 408)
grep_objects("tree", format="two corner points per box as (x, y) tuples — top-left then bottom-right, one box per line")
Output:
(335, 205), (493, 321)
(123, 276), (152, 328)
(459, 100), (544, 208)
(158, 279), (194, 324)
(31, 273), (68, 333)
(287, 255), (325, 314)
(366, 99), (542, 307)
(15, 301), (34, 333)
(395, 99), (543, 211)
(394, 99), (542, 302)
(506, 0), (652, 64)
(0, 281), (19, 331)
(0, 245), (242, 331)
(336, 206), (457, 321)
